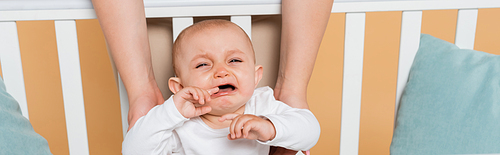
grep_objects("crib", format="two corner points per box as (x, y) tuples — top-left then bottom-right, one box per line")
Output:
(1, 0), (499, 155)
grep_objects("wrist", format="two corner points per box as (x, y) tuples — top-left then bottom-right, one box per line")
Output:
(127, 95), (159, 130)
(128, 78), (163, 104)
(171, 94), (187, 118)
(127, 80), (164, 129)
(275, 89), (309, 109)
(261, 119), (276, 141)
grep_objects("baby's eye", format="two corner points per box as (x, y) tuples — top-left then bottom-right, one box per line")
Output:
(196, 63), (208, 68)
(229, 59), (242, 63)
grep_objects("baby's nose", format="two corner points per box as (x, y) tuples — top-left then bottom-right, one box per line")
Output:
(214, 66), (229, 78)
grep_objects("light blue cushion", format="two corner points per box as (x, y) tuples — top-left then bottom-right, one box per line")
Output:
(390, 34), (500, 154)
(0, 77), (52, 155)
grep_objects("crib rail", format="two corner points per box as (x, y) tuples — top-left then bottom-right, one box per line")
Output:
(1, 1), (500, 155)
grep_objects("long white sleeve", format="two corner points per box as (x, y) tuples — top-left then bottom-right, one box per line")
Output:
(250, 87), (321, 151)
(122, 96), (187, 155)
(121, 87), (320, 154)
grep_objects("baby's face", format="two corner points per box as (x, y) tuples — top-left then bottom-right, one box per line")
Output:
(175, 24), (261, 115)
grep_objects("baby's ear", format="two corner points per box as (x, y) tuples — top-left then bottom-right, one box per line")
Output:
(168, 77), (183, 94)
(254, 65), (263, 88)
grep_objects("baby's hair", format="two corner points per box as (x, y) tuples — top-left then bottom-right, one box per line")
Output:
(172, 19), (254, 76)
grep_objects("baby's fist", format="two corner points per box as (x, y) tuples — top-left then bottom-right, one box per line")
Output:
(173, 87), (218, 118)
(219, 114), (276, 141)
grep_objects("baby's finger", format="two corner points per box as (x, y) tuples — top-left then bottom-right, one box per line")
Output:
(233, 116), (252, 138)
(202, 89), (211, 102)
(227, 134), (235, 140)
(189, 88), (199, 101)
(229, 115), (243, 139)
(219, 113), (240, 122)
(195, 88), (205, 105)
(207, 87), (219, 96)
(194, 106), (211, 116)
(242, 122), (254, 138)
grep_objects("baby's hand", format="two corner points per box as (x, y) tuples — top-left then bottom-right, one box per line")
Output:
(173, 87), (219, 118)
(219, 114), (276, 141)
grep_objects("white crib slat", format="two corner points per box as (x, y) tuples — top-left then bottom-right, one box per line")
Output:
(0, 22), (29, 119)
(340, 12), (365, 155)
(230, 16), (252, 40)
(172, 17), (194, 42)
(55, 20), (90, 155)
(119, 74), (129, 138)
(455, 9), (478, 50)
(395, 11), (422, 125)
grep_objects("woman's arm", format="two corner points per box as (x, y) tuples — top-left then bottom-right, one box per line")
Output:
(274, 0), (334, 109)
(91, 0), (164, 130)
(271, 0), (333, 154)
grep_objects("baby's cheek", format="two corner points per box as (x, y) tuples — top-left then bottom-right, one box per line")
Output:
(240, 89), (255, 101)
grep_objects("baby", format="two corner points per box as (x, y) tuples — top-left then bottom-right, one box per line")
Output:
(122, 19), (320, 155)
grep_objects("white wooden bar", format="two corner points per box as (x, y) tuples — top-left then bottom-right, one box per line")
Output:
(2, 1), (500, 22)
(230, 16), (252, 40)
(332, 0), (500, 13)
(0, 22), (30, 119)
(146, 4), (281, 18)
(395, 11), (423, 124)
(55, 20), (90, 155)
(172, 17), (194, 42)
(119, 75), (129, 138)
(0, 5), (280, 22)
(340, 12), (365, 155)
(455, 9), (478, 50)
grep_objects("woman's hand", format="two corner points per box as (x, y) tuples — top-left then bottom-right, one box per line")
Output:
(127, 84), (164, 130)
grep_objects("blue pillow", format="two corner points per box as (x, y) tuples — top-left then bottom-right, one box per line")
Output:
(0, 77), (52, 155)
(390, 34), (500, 154)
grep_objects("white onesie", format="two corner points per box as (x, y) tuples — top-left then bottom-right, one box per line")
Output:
(122, 87), (320, 155)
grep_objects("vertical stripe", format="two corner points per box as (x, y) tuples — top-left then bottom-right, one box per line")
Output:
(421, 9), (458, 43)
(172, 17), (194, 42)
(0, 22), (29, 119)
(340, 12), (365, 155)
(17, 20), (69, 155)
(230, 16), (252, 40)
(455, 9), (478, 50)
(0, 60), (2, 78)
(474, 8), (500, 55)
(359, 11), (401, 155)
(308, 13), (345, 155)
(395, 11), (422, 124)
(119, 75), (129, 138)
(55, 20), (90, 155)
(76, 19), (123, 154)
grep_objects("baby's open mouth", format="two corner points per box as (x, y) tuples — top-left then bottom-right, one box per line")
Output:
(215, 84), (236, 94)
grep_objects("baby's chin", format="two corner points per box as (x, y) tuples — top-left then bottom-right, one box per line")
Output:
(205, 102), (246, 116)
